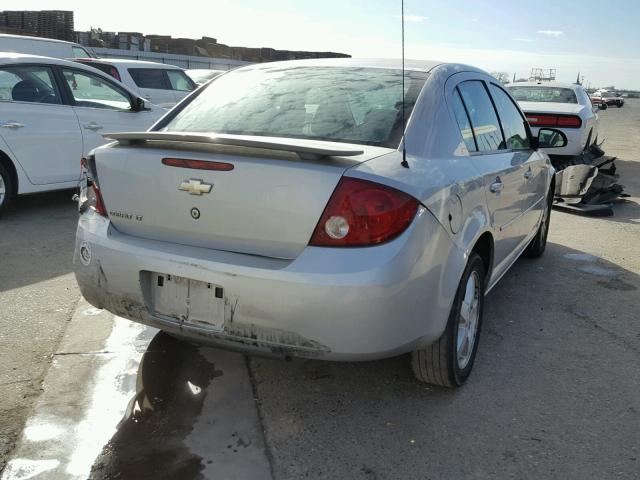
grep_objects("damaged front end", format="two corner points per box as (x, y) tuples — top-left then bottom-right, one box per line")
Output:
(551, 144), (627, 216)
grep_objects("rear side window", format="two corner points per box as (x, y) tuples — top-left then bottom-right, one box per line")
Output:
(450, 88), (477, 153)
(129, 69), (169, 90)
(489, 84), (530, 150)
(0, 66), (61, 104)
(458, 80), (505, 152)
(167, 70), (195, 92)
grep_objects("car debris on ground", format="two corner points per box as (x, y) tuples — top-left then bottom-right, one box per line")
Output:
(551, 144), (627, 216)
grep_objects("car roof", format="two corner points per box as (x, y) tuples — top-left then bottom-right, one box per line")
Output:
(0, 33), (81, 46)
(0, 51), (88, 66)
(235, 57), (446, 73)
(77, 58), (183, 69)
(0, 52), (141, 97)
(506, 81), (582, 89)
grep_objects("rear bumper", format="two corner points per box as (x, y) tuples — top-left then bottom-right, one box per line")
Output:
(74, 208), (462, 361)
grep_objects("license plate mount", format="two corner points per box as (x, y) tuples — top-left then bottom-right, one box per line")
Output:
(150, 272), (224, 331)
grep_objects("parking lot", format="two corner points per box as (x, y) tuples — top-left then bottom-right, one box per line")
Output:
(1, 100), (639, 479)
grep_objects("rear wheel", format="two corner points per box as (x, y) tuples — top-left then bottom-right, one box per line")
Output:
(411, 252), (486, 387)
(523, 186), (553, 258)
(0, 163), (14, 216)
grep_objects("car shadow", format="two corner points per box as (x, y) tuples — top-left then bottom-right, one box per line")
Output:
(0, 189), (78, 292)
(244, 242), (640, 479)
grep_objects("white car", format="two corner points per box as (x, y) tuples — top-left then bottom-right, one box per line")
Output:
(185, 69), (226, 86)
(75, 58), (196, 108)
(506, 82), (603, 158)
(0, 53), (164, 214)
(0, 33), (94, 60)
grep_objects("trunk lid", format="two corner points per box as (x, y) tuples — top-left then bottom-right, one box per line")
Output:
(94, 134), (391, 259)
(518, 101), (585, 115)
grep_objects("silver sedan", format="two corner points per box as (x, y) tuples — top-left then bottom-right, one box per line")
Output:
(74, 58), (567, 387)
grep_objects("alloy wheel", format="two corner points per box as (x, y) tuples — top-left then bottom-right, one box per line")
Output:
(456, 271), (480, 369)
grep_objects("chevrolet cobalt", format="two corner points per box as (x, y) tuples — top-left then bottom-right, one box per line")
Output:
(74, 59), (566, 387)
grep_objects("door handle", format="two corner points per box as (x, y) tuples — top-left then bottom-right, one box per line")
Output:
(1, 122), (25, 129)
(83, 122), (103, 131)
(490, 180), (504, 193)
(524, 169), (533, 180)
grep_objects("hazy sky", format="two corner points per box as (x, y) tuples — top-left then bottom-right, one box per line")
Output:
(6, 0), (640, 88)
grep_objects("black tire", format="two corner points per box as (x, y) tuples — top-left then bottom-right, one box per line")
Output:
(411, 252), (486, 388)
(0, 163), (14, 216)
(523, 187), (553, 258)
(616, 102), (623, 108)
(583, 130), (593, 151)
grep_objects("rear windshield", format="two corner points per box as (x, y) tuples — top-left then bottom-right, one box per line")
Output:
(507, 86), (578, 104)
(161, 66), (429, 148)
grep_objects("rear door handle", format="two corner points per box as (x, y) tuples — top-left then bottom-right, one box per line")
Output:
(1, 122), (24, 129)
(490, 180), (504, 193)
(83, 122), (103, 131)
(524, 169), (533, 180)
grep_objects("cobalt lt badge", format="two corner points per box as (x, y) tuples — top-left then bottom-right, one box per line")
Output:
(190, 207), (201, 220)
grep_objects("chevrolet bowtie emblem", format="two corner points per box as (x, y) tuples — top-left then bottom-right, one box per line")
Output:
(178, 179), (213, 195)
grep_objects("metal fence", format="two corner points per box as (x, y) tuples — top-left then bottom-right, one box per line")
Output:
(92, 47), (251, 71)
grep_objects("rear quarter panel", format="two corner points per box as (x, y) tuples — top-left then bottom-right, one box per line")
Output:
(347, 64), (494, 301)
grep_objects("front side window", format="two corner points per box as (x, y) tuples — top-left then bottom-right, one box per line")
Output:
(0, 66), (61, 104)
(457, 80), (505, 152)
(489, 84), (530, 150)
(507, 86), (578, 104)
(62, 68), (131, 110)
(129, 68), (169, 90)
(162, 66), (428, 148)
(167, 70), (195, 92)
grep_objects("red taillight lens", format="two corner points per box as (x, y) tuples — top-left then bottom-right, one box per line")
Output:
(309, 177), (419, 247)
(526, 113), (582, 128)
(556, 116), (582, 127)
(109, 67), (121, 82)
(80, 156), (107, 217)
(92, 183), (107, 217)
(162, 157), (234, 171)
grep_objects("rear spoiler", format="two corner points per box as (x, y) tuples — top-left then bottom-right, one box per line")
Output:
(103, 132), (364, 160)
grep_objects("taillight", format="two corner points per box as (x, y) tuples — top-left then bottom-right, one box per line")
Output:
(91, 182), (107, 216)
(309, 177), (419, 247)
(526, 113), (582, 128)
(79, 156), (107, 217)
(109, 67), (121, 82)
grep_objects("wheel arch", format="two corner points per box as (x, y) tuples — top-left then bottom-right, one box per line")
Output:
(0, 149), (18, 195)
(470, 231), (494, 284)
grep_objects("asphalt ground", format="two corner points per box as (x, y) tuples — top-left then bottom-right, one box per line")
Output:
(0, 99), (638, 479)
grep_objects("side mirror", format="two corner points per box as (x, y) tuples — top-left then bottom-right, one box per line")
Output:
(132, 97), (150, 112)
(598, 102), (608, 110)
(537, 128), (568, 149)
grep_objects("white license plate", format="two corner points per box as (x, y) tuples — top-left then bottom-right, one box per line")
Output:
(151, 273), (224, 330)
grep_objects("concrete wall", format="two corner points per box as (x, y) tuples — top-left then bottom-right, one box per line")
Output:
(92, 47), (250, 71)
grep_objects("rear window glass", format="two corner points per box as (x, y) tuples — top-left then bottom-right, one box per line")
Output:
(507, 86), (578, 104)
(161, 66), (428, 148)
(129, 68), (168, 90)
(82, 62), (121, 81)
